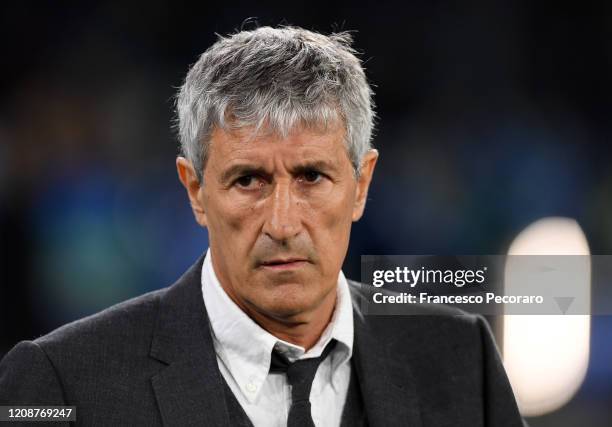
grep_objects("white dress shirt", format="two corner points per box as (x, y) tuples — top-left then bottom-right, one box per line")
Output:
(201, 249), (354, 427)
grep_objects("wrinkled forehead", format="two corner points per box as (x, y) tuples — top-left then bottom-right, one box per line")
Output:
(206, 119), (350, 168)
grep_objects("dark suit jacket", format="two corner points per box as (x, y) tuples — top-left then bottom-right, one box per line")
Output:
(0, 256), (524, 426)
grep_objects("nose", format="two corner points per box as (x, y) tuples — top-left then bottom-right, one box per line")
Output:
(262, 179), (302, 242)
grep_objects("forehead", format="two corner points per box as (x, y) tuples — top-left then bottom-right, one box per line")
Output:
(206, 122), (350, 166)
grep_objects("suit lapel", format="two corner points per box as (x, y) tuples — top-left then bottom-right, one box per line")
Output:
(149, 256), (231, 427)
(351, 284), (423, 427)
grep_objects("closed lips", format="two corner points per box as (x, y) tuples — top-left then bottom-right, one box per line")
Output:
(261, 258), (307, 265)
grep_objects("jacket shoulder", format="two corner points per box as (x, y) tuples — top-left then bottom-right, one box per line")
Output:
(0, 287), (170, 406)
(0, 340), (67, 404)
(346, 278), (486, 345)
(346, 279), (522, 425)
(34, 287), (167, 355)
(347, 278), (477, 317)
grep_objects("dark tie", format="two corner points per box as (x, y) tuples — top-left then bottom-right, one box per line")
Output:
(269, 340), (338, 427)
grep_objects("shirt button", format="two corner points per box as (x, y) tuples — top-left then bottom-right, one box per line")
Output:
(246, 382), (257, 393)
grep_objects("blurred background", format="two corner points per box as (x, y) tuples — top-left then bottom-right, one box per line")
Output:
(0, 1), (610, 424)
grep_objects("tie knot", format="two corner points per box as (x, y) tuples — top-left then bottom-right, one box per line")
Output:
(269, 340), (337, 400)
(269, 340), (337, 427)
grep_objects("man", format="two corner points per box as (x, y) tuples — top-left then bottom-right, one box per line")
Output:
(0, 26), (524, 426)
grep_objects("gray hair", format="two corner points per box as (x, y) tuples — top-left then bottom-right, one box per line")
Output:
(175, 26), (375, 181)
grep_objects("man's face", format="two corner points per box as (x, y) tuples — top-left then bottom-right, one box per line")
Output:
(177, 123), (377, 322)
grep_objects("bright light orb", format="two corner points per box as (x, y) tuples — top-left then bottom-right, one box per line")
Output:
(504, 217), (590, 416)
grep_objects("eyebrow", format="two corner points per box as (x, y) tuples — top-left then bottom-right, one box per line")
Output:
(219, 160), (339, 185)
(219, 164), (270, 185)
(291, 160), (338, 176)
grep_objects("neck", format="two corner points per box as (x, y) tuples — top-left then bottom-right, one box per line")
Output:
(220, 283), (337, 350)
(208, 250), (338, 350)
(245, 290), (337, 350)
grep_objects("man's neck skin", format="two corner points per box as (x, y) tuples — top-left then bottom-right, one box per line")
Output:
(223, 282), (337, 351)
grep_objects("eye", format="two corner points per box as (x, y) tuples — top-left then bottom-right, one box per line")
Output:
(300, 170), (323, 184)
(234, 175), (262, 189)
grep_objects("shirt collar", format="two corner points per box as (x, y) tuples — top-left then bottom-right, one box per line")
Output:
(201, 248), (354, 402)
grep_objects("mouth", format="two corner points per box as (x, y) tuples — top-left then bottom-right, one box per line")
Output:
(258, 258), (310, 271)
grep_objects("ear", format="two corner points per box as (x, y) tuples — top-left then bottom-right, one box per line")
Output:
(352, 149), (379, 222)
(176, 157), (208, 227)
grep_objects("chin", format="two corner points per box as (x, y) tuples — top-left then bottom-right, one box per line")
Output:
(261, 288), (320, 319)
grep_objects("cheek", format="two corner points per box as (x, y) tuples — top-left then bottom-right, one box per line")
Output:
(205, 192), (262, 251)
(319, 184), (356, 227)
(304, 187), (355, 262)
